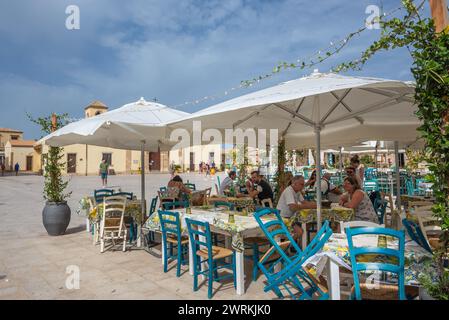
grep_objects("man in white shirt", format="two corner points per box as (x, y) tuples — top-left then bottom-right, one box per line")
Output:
(277, 175), (316, 218)
(219, 171), (237, 195)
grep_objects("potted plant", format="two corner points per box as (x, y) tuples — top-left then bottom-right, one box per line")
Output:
(29, 113), (72, 236)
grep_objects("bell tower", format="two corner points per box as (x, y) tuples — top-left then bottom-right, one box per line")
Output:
(84, 101), (108, 118)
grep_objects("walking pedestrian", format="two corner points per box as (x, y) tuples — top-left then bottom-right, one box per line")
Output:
(99, 159), (109, 187)
(14, 162), (19, 176)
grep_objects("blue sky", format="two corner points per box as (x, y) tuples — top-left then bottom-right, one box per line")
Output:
(0, 0), (430, 139)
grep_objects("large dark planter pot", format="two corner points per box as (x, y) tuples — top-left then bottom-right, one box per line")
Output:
(42, 201), (71, 236)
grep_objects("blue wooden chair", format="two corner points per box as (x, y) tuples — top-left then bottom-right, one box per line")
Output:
(158, 210), (189, 277)
(374, 197), (387, 224)
(147, 196), (159, 243)
(262, 219), (332, 300)
(94, 189), (114, 203)
(253, 208), (326, 299)
(402, 218), (433, 253)
(185, 183), (196, 191)
(346, 226), (406, 300)
(363, 179), (379, 193)
(212, 201), (235, 245)
(113, 191), (133, 200)
(213, 201), (235, 210)
(162, 200), (189, 210)
(185, 218), (236, 299)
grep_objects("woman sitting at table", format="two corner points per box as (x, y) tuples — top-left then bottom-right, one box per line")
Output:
(167, 175), (192, 200)
(339, 176), (378, 223)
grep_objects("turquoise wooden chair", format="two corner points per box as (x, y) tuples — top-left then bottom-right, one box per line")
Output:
(363, 179), (379, 193)
(163, 200), (189, 210)
(113, 192), (134, 200)
(213, 201), (235, 210)
(147, 196), (158, 243)
(212, 201), (234, 246)
(185, 183), (196, 191)
(373, 197), (387, 224)
(346, 226), (406, 300)
(262, 220), (333, 300)
(94, 188), (114, 203)
(253, 208), (328, 299)
(402, 218), (432, 253)
(158, 210), (189, 277)
(185, 218), (236, 299)
(159, 186), (167, 193)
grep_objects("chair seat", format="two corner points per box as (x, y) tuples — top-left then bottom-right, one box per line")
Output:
(245, 237), (270, 246)
(352, 283), (400, 300)
(197, 246), (233, 260)
(166, 235), (189, 245)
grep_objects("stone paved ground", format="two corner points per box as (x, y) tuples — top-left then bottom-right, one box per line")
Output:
(0, 172), (277, 300)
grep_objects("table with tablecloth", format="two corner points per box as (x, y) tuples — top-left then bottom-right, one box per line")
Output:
(400, 195), (435, 211)
(145, 207), (271, 295)
(78, 196), (144, 245)
(291, 206), (354, 250)
(207, 196), (256, 212)
(304, 232), (434, 299)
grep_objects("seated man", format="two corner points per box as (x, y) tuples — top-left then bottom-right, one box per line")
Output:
(277, 175), (317, 219)
(249, 170), (273, 203)
(219, 170), (237, 196)
(277, 175), (317, 248)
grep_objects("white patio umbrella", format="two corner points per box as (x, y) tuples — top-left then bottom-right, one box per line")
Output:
(168, 71), (419, 228)
(40, 97), (190, 228)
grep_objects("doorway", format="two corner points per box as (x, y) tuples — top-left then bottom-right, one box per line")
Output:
(26, 156), (33, 171)
(67, 153), (77, 173)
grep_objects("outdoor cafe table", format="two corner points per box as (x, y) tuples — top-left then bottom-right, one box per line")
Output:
(304, 232), (433, 300)
(145, 207), (268, 295)
(400, 195), (436, 211)
(81, 196), (145, 246)
(293, 206), (354, 250)
(207, 196), (256, 212)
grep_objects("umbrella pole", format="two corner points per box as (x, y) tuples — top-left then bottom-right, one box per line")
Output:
(339, 146), (343, 183)
(315, 125), (322, 231)
(139, 140), (146, 247)
(394, 141), (401, 215)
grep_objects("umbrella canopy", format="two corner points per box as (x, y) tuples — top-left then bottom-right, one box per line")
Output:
(40, 97), (189, 151)
(167, 71), (419, 228)
(39, 97), (189, 236)
(168, 71), (418, 146)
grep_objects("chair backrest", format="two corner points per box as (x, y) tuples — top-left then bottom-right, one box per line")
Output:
(363, 180), (379, 193)
(406, 179), (415, 196)
(342, 221), (383, 234)
(158, 210), (182, 243)
(204, 187), (212, 203)
(345, 226), (406, 300)
(214, 183), (219, 195)
(402, 218), (433, 253)
(149, 196), (158, 215)
(185, 183), (196, 191)
(260, 198), (273, 208)
(263, 221), (333, 293)
(185, 218), (213, 261)
(113, 191), (133, 200)
(253, 208), (302, 261)
(101, 196), (127, 234)
(213, 201), (235, 211)
(94, 188), (114, 203)
(163, 200), (189, 210)
(160, 186), (167, 193)
(373, 198), (387, 224)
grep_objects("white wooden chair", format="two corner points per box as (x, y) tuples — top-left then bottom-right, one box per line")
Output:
(412, 206), (442, 249)
(340, 221), (384, 234)
(100, 195), (127, 253)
